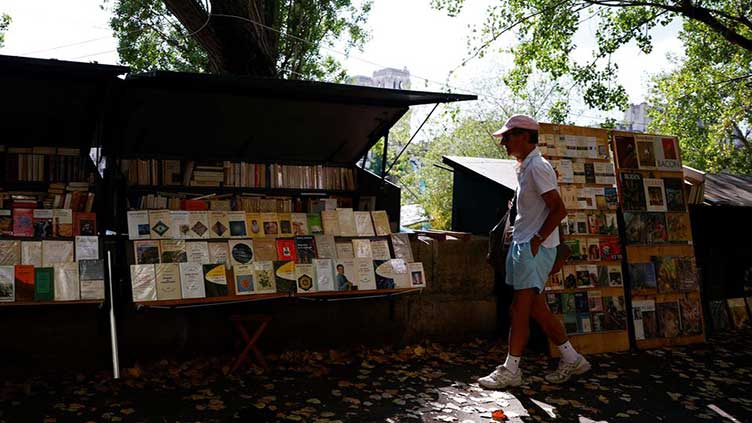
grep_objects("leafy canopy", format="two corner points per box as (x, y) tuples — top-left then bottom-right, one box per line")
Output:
(0, 14), (10, 48)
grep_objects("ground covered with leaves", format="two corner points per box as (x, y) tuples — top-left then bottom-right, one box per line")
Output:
(2, 330), (752, 423)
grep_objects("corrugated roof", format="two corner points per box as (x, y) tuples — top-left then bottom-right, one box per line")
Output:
(704, 172), (752, 207)
(442, 155), (518, 192)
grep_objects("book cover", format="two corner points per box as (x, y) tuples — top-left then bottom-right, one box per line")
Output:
(576, 187), (597, 210)
(599, 237), (622, 261)
(574, 292), (589, 313)
(599, 213), (618, 236)
(336, 208), (358, 237)
(208, 242), (229, 266)
(291, 213), (309, 236)
(354, 211), (376, 237)
(407, 262), (425, 288)
(307, 213), (323, 234)
(0, 240), (20, 266)
(252, 239), (278, 261)
(629, 262), (657, 290)
(620, 172), (646, 211)
(130, 264), (157, 302)
(615, 136), (638, 169)
(644, 212), (668, 244)
(154, 263), (181, 301)
(572, 162), (585, 184)
(32, 209), (54, 238)
(188, 211), (210, 239)
(643, 178), (667, 212)
(229, 239), (254, 268)
(352, 239), (373, 258)
(34, 267), (54, 301)
(321, 210), (339, 236)
(277, 213), (293, 238)
(134, 240), (161, 265)
(654, 256), (679, 293)
(635, 136), (657, 168)
(607, 264), (623, 287)
(390, 233), (414, 262)
(12, 208), (34, 237)
(657, 137), (682, 171)
(313, 235), (336, 259)
(679, 298), (703, 336)
(577, 313), (592, 333)
(294, 236), (316, 264)
(561, 293), (576, 314)
(604, 187), (618, 209)
(548, 269), (564, 290)
(74, 236), (98, 261)
(226, 211), (248, 238)
(261, 212), (279, 237)
(563, 239), (582, 261)
(632, 299), (656, 340)
(53, 262), (80, 301)
(41, 240), (74, 267)
(574, 213), (588, 234)
(546, 293), (562, 314)
(0, 266), (15, 301)
(663, 178), (686, 212)
(73, 212), (97, 236)
(369, 238), (391, 261)
(335, 241), (354, 259)
(179, 262), (206, 299)
(13, 265), (34, 302)
(575, 265), (593, 288)
(273, 260), (296, 293)
(603, 296), (627, 331)
(276, 239), (297, 262)
(677, 257), (699, 291)
(20, 241), (42, 267)
(593, 162), (616, 185)
(586, 238), (600, 261)
(185, 241), (210, 264)
(657, 301), (682, 337)
(587, 214), (598, 235)
(160, 239), (187, 263)
(0, 210), (12, 236)
(666, 213), (691, 242)
(595, 265), (609, 287)
(588, 290), (603, 312)
(234, 264), (255, 295)
(203, 263), (228, 297)
(583, 162), (596, 184)
(53, 209), (74, 238)
(562, 265), (577, 289)
(252, 261), (276, 293)
(373, 259), (409, 290)
(79, 259), (105, 300)
(556, 159), (574, 183)
(246, 213), (265, 238)
(295, 263), (316, 292)
(564, 313), (578, 334)
(623, 212), (647, 244)
(313, 259), (335, 292)
(354, 257), (377, 290)
(148, 210), (173, 239)
(709, 300), (730, 332)
(208, 211), (230, 239)
(333, 259), (356, 290)
(591, 313), (606, 332)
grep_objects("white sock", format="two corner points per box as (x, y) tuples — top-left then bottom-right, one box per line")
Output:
(557, 341), (579, 363)
(503, 354), (521, 373)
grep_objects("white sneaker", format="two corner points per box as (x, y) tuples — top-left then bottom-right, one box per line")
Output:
(545, 354), (591, 384)
(478, 365), (523, 389)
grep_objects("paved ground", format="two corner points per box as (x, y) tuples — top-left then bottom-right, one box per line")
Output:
(2, 330), (752, 423)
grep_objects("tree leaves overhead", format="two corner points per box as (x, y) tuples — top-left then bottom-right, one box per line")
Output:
(108, 0), (371, 78)
(0, 13), (10, 48)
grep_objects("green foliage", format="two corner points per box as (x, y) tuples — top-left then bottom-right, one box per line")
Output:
(365, 111), (414, 193)
(649, 20), (752, 173)
(0, 14), (10, 48)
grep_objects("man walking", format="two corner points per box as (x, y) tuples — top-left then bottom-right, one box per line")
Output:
(479, 115), (591, 389)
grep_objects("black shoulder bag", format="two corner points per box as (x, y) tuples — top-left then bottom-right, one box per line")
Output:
(487, 195), (516, 274)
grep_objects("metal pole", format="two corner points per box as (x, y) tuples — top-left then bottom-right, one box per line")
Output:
(107, 250), (121, 379)
(385, 103), (440, 177)
(381, 131), (389, 179)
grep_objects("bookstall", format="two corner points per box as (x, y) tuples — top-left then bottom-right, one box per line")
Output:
(612, 130), (704, 349)
(537, 123), (631, 356)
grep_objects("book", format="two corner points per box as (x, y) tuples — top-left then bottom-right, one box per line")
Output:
(160, 239), (187, 263)
(208, 211), (230, 239)
(261, 212), (280, 237)
(564, 313), (578, 334)
(295, 263), (316, 292)
(32, 209), (54, 238)
(632, 299), (657, 340)
(273, 260), (296, 293)
(34, 267), (54, 301)
(370, 238), (391, 261)
(656, 301), (681, 337)
(599, 237), (621, 261)
(333, 258), (356, 291)
(130, 264), (157, 301)
(595, 265), (609, 287)
(583, 162), (596, 184)
(577, 313), (592, 333)
(354, 211), (376, 237)
(575, 265), (594, 288)
(12, 208), (34, 237)
(643, 178), (667, 212)
(607, 264), (623, 287)
(277, 213), (293, 238)
(294, 236), (316, 264)
(208, 242), (229, 266)
(179, 262), (206, 299)
(170, 211), (191, 239)
(73, 212), (97, 236)
(79, 259), (105, 300)
(562, 265), (577, 289)
(253, 261), (276, 293)
(53, 209), (74, 238)
(148, 210), (173, 239)
(390, 233), (414, 262)
(234, 264), (255, 295)
(679, 298), (703, 335)
(335, 241), (355, 259)
(635, 136), (657, 168)
(20, 241), (42, 267)
(709, 300), (730, 332)
(0, 240), (20, 266)
(644, 213), (668, 244)
(353, 257), (377, 290)
(657, 137), (681, 171)
(203, 263), (229, 297)
(548, 269), (564, 290)
(188, 211), (210, 239)
(321, 210), (339, 236)
(0, 210), (12, 236)
(593, 162), (615, 185)
(127, 210), (150, 240)
(54, 262), (80, 301)
(276, 239), (297, 262)
(572, 162), (585, 184)
(307, 213), (323, 234)
(246, 213), (264, 238)
(134, 240), (161, 265)
(291, 213), (309, 236)
(603, 296), (626, 330)
(666, 213), (691, 242)
(663, 178), (686, 212)
(0, 266), (14, 301)
(555, 159), (574, 183)
(185, 241), (210, 264)
(313, 235), (336, 259)
(653, 256), (679, 293)
(677, 257), (699, 291)
(252, 239), (278, 261)
(588, 290), (603, 312)
(228, 239), (255, 268)
(586, 238), (600, 261)
(604, 187), (618, 209)
(42, 240), (74, 267)
(352, 239), (373, 258)
(373, 259), (409, 289)
(629, 263), (657, 290)
(620, 172), (646, 211)
(727, 298), (749, 329)
(560, 293), (576, 314)
(547, 293), (562, 314)
(74, 236), (99, 261)
(313, 259), (335, 292)
(623, 212), (646, 244)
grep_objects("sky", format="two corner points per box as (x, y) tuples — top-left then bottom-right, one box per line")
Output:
(0, 0), (685, 126)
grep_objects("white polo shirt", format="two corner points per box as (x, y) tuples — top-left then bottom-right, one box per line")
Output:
(513, 147), (560, 248)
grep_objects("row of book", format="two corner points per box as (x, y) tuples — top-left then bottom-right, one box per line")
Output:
(561, 212), (618, 236)
(629, 256), (699, 293)
(269, 164), (356, 191)
(620, 173), (686, 212)
(1, 146), (89, 183)
(561, 236), (622, 262)
(133, 233), (414, 267)
(614, 135), (682, 171)
(547, 293), (627, 334)
(133, 194), (295, 213)
(126, 208), (392, 240)
(0, 238), (101, 267)
(632, 297), (703, 340)
(0, 262), (105, 302)
(0, 210), (96, 238)
(538, 133), (611, 160)
(560, 186), (618, 211)
(550, 160), (616, 185)
(624, 212), (692, 244)
(130, 257), (426, 302)
(549, 264), (623, 290)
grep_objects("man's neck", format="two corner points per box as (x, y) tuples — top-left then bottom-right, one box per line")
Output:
(515, 145), (537, 163)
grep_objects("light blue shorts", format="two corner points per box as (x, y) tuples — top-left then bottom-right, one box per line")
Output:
(505, 241), (556, 293)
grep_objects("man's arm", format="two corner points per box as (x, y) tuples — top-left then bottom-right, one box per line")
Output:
(530, 189), (567, 256)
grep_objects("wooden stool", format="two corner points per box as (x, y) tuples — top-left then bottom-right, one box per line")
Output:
(226, 314), (272, 375)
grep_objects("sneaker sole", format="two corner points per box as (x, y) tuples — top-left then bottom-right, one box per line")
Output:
(545, 361), (591, 384)
(478, 378), (523, 390)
